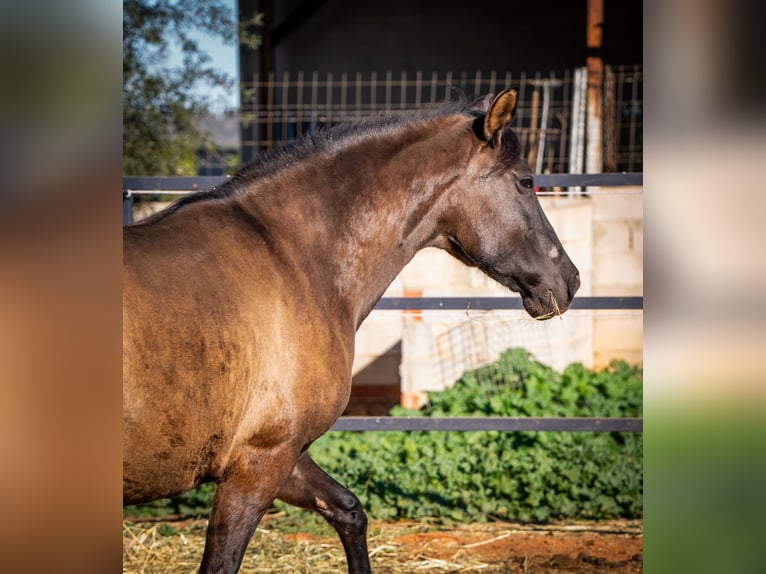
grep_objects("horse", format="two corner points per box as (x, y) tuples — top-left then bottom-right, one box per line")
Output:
(123, 89), (580, 573)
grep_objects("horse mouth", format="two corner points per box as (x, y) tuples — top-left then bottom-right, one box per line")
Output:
(480, 268), (561, 319)
(520, 288), (571, 320)
(532, 290), (565, 320)
(471, 258), (575, 320)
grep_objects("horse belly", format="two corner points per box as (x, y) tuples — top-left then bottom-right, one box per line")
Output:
(122, 354), (347, 505)
(122, 382), (235, 504)
(122, 329), (256, 503)
(121, 330), (333, 504)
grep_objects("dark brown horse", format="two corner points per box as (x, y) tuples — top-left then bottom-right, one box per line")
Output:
(123, 90), (580, 573)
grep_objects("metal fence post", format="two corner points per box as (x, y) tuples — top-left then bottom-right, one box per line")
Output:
(123, 191), (134, 225)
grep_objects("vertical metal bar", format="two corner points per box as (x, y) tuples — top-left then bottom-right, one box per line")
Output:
(603, 65), (617, 172)
(488, 69), (497, 98)
(370, 70), (377, 114)
(430, 71), (438, 103)
(296, 70), (304, 137)
(585, 0), (604, 175)
(310, 71), (318, 134)
(266, 71), (275, 152)
(326, 72), (333, 126)
(615, 66), (625, 169)
(281, 70), (289, 143)
(123, 192), (134, 226)
(385, 70), (392, 111)
(341, 72), (348, 122)
(560, 68), (572, 173)
(628, 66), (640, 171)
(415, 70), (422, 107)
(535, 76), (552, 174)
(355, 71), (362, 119)
(546, 135), (556, 174)
(517, 71), (527, 147)
(526, 72), (540, 167)
(556, 111), (568, 175)
(569, 67), (587, 192)
(400, 71), (407, 109)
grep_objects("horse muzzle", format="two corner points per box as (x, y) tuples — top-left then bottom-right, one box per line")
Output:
(522, 269), (580, 321)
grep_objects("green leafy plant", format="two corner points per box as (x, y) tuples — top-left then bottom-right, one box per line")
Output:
(308, 349), (642, 522)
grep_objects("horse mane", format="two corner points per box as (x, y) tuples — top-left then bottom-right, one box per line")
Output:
(129, 94), (523, 226)
(222, 98), (472, 191)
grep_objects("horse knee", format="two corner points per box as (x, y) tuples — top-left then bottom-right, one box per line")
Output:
(341, 492), (368, 532)
(317, 491), (367, 534)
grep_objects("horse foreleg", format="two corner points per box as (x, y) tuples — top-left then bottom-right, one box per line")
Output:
(199, 449), (295, 574)
(277, 452), (371, 574)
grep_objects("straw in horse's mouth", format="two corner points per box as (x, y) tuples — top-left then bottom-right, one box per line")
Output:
(534, 290), (563, 321)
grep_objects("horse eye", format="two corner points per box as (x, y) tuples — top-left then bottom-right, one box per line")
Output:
(519, 177), (534, 190)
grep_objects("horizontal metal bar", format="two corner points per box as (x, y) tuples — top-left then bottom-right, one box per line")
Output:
(374, 296), (642, 310)
(534, 173), (643, 187)
(331, 416), (642, 432)
(123, 176), (231, 192)
(122, 173), (642, 192)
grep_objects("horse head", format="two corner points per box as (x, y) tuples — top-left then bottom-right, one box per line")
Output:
(435, 90), (580, 319)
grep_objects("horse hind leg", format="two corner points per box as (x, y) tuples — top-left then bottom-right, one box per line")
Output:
(277, 452), (371, 574)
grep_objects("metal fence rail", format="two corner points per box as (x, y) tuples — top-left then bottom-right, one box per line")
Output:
(374, 296), (642, 311)
(331, 416), (642, 432)
(122, 172), (643, 225)
(121, 172), (642, 193)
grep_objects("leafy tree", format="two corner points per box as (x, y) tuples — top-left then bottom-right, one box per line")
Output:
(123, 0), (260, 175)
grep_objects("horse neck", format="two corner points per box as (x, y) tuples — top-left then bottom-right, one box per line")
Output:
(239, 115), (471, 327)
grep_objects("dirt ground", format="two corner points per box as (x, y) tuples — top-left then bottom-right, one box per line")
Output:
(123, 515), (642, 573)
(280, 518), (643, 573)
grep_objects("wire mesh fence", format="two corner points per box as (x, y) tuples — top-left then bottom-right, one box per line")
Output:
(433, 312), (583, 393)
(235, 65), (642, 174)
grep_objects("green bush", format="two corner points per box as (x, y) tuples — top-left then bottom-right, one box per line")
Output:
(308, 349), (642, 522)
(125, 348), (642, 522)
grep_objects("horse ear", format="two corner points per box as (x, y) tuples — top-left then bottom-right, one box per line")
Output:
(469, 93), (493, 113)
(483, 89), (517, 142)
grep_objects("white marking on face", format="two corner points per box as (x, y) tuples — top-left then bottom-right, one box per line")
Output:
(548, 246), (559, 259)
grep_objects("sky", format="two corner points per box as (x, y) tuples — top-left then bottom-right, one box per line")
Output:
(198, 29), (239, 113)
(165, 0), (239, 113)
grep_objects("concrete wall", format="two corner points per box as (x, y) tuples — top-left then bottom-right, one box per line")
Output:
(590, 188), (643, 367)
